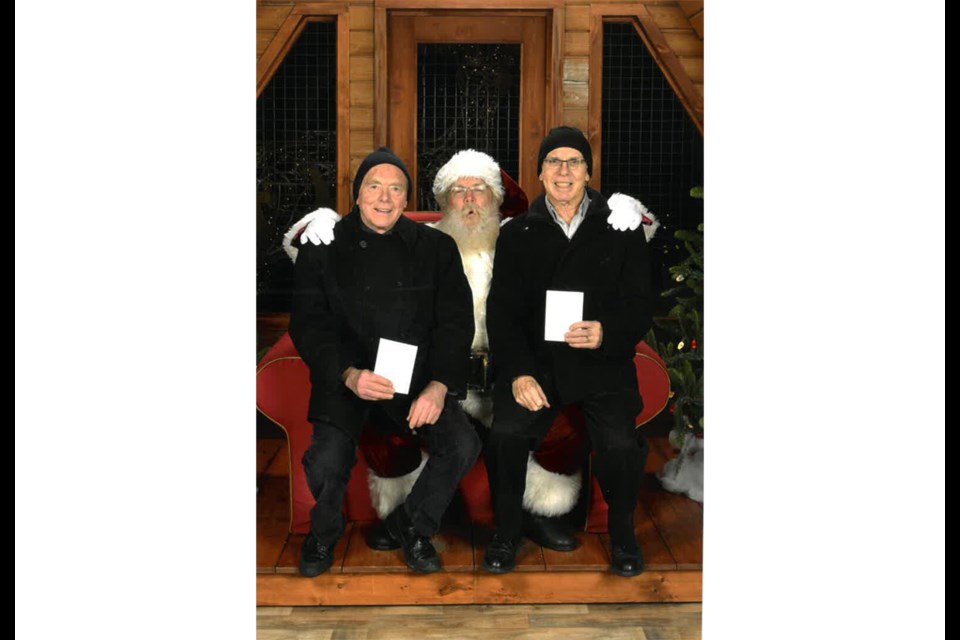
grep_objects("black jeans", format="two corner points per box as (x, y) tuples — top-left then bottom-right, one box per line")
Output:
(303, 400), (481, 545)
(485, 386), (648, 545)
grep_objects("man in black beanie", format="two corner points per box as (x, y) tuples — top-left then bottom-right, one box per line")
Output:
(289, 146), (481, 577)
(482, 126), (654, 577)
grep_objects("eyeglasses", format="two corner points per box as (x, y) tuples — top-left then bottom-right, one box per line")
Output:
(449, 185), (488, 197)
(543, 156), (586, 170)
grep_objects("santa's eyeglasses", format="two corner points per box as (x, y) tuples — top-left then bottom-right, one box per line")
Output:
(449, 185), (488, 197)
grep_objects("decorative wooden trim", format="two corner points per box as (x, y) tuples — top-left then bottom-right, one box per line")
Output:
(256, 6), (348, 95)
(258, 569), (702, 605)
(291, 1), (348, 14)
(256, 14), (308, 96)
(549, 7), (563, 131)
(587, 9), (603, 190)
(374, 4), (388, 146)
(337, 11), (351, 213)
(376, 0), (561, 7)
(631, 7), (703, 134)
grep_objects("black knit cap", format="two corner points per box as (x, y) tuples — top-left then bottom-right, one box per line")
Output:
(536, 126), (593, 175)
(352, 146), (413, 200)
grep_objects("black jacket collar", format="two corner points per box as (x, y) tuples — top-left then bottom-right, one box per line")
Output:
(342, 206), (419, 248)
(526, 186), (610, 222)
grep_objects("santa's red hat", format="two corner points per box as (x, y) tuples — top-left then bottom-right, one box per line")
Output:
(431, 149), (528, 218)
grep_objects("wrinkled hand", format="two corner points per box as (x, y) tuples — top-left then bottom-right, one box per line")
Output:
(511, 375), (551, 412)
(407, 381), (447, 429)
(606, 193), (649, 232)
(564, 320), (603, 349)
(302, 207), (341, 246)
(343, 367), (394, 401)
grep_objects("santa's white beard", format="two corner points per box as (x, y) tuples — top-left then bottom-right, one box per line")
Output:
(433, 201), (501, 254)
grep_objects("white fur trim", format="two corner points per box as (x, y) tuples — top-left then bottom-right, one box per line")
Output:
(461, 250), (494, 350)
(432, 150), (504, 201)
(366, 453), (428, 519)
(657, 436), (703, 503)
(282, 210), (324, 263)
(642, 209), (660, 242)
(522, 454), (581, 517)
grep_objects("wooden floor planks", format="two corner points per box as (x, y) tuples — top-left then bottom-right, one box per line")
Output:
(256, 436), (703, 604)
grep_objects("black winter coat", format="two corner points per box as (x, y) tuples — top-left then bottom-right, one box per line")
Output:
(486, 187), (654, 404)
(290, 211), (474, 436)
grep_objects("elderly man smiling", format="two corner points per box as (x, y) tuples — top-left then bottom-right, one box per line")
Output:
(288, 147), (480, 577)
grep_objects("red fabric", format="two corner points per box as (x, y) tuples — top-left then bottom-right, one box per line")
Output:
(498, 169), (528, 218)
(256, 333), (670, 534)
(256, 334), (377, 533)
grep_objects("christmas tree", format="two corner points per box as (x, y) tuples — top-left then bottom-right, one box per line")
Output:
(646, 186), (703, 447)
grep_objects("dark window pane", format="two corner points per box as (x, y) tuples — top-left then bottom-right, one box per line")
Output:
(257, 21), (337, 312)
(601, 22), (703, 302)
(416, 44), (521, 211)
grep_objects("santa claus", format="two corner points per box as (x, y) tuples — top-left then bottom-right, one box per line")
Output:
(284, 149), (657, 552)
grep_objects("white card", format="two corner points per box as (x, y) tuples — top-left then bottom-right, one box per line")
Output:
(373, 338), (418, 395)
(544, 290), (584, 342)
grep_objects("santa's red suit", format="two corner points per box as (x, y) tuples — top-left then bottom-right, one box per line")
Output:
(283, 149), (658, 525)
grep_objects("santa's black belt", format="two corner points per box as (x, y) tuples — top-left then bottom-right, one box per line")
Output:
(467, 349), (491, 393)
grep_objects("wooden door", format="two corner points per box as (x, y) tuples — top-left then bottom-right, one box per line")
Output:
(387, 13), (549, 210)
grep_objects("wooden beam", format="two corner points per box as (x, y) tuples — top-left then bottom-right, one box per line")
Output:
(257, 4), (294, 30)
(375, 0), (561, 7)
(337, 9), (351, 213)
(631, 8), (704, 133)
(689, 10), (703, 39)
(256, 14), (306, 96)
(374, 5), (387, 146)
(257, 570), (702, 605)
(587, 9), (603, 190)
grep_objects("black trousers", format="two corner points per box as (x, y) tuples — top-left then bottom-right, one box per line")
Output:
(303, 400), (481, 545)
(485, 385), (648, 545)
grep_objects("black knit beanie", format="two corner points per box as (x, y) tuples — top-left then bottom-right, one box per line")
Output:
(536, 126), (593, 175)
(352, 146), (413, 200)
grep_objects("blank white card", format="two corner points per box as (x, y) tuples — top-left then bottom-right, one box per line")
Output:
(374, 338), (418, 395)
(544, 290), (584, 342)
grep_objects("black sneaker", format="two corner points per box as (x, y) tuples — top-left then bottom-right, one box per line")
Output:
(384, 507), (442, 574)
(299, 531), (336, 577)
(482, 534), (520, 574)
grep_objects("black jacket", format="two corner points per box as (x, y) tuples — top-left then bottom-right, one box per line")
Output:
(290, 211), (474, 436)
(486, 187), (653, 403)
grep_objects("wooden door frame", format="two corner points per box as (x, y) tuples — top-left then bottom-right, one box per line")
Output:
(256, 3), (352, 213)
(374, 0), (564, 208)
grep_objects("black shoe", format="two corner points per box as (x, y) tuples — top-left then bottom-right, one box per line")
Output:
(299, 531), (336, 577)
(384, 507), (442, 574)
(523, 512), (579, 552)
(610, 543), (644, 577)
(365, 519), (401, 551)
(482, 534), (519, 574)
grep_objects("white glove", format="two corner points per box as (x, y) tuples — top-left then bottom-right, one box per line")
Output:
(302, 207), (341, 246)
(606, 193), (648, 231)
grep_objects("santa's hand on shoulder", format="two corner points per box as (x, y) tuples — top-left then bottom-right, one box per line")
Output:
(301, 207), (341, 245)
(606, 193), (660, 241)
(282, 207), (342, 262)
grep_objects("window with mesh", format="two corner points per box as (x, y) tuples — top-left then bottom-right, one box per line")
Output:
(256, 20), (337, 312)
(601, 21), (703, 300)
(416, 43), (521, 211)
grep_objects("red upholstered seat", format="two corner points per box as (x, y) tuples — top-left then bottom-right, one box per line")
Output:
(256, 331), (670, 534)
